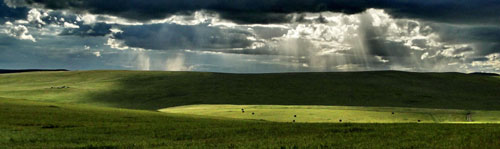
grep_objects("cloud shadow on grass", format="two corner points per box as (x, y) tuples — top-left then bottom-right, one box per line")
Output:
(86, 71), (500, 110)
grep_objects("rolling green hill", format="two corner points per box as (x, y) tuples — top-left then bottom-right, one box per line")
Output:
(0, 70), (499, 110)
(2, 71), (500, 148)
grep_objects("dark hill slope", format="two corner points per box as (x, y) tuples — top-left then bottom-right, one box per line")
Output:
(0, 69), (68, 74)
(0, 70), (499, 110)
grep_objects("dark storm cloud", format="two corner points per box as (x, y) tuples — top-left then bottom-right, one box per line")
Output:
(428, 25), (500, 56)
(113, 23), (254, 50)
(434, 26), (500, 44)
(473, 43), (500, 56)
(0, 1), (28, 22)
(9, 0), (368, 24)
(383, 0), (500, 25)
(364, 38), (412, 57)
(8, 0), (500, 24)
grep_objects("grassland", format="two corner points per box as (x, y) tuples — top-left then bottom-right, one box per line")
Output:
(1, 70), (500, 148)
(2, 98), (500, 148)
(160, 105), (500, 123)
(0, 70), (499, 110)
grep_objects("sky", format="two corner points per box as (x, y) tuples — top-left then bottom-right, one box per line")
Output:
(0, 0), (499, 73)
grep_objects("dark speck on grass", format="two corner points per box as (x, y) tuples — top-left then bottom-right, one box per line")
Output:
(392, 112), (394, 114)
(339, 119), (342, 123)
(292, 120), (295, 123)
(41, 124), (77, 129)
(418, 120), (421, 123)
(294, 115), (297, 117)
(406, 100), (420, 104)
(41, 124), (59, 129)
(252, 112), (254, 115)
(48, 105), (59, 108)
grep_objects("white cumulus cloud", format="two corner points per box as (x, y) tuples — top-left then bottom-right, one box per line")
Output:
(3, 22), (36, 42)
(63, 22), (79, 28)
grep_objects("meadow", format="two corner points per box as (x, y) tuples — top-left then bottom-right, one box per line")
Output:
(2, 98), (500, 148)
(160, 104), (500, 123)
(0, 70), (499, 110)
(1, 70), (500, 148)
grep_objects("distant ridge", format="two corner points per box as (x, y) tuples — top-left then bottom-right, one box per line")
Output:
(469, 72), (500, 76)
(0, 69), (68, 74)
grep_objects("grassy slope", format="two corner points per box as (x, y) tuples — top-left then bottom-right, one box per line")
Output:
(0, 70), (499, 110)
(2, 98), (500, 148)
(1, 71), (500, 148)
(160, 105), (500, 123)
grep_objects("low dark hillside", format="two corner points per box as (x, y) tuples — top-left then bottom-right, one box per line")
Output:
(0, 69), (68, 74)
(0, 70), (499, 110)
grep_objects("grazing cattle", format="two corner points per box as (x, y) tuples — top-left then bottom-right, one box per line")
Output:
(294, 115), (297, 117)
(418, 120), (421, 122)
(252, 112), (255, 115)
(339, 119), (342, 122)
(52, 86), (69, 89)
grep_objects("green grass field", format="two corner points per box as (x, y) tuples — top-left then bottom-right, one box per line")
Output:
(0, 70), (499, 110)
(2, 98), (500, 148)
(160, 105), (500, 123)
(1, 70), (500, 148)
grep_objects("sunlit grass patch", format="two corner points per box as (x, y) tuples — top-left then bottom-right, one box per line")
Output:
(160, 104), (500, 123)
